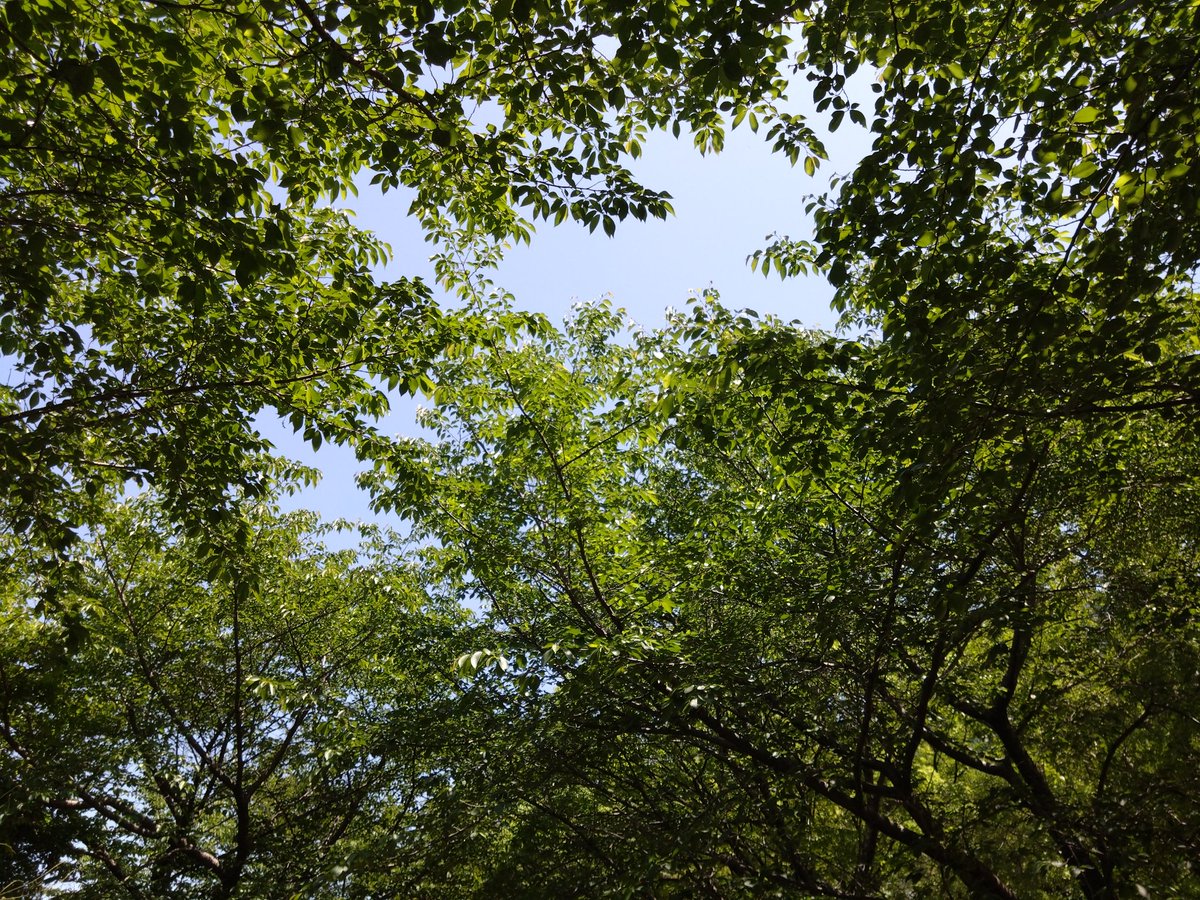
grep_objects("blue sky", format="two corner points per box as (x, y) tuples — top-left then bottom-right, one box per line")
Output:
(264, 110), (873, 524)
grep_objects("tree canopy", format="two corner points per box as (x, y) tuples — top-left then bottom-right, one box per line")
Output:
(0, 0), (801, 549)
(2, 0), (1198, 896)
(373, 296), (1198, 896)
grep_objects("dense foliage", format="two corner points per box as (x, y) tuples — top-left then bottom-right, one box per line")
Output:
(1, 499), (468, 897)
(374, 297), (1198, 896)
(2, 0), (1198, 896)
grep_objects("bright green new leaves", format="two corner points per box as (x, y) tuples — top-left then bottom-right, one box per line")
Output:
(0, 490), (465, 898)
(366, 298), (667, 644)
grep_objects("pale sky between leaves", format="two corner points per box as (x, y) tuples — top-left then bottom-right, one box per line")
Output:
(265, 106), (874, 525)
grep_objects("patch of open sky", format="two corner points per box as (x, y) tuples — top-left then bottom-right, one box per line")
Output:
(259, 73), (877, 532)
